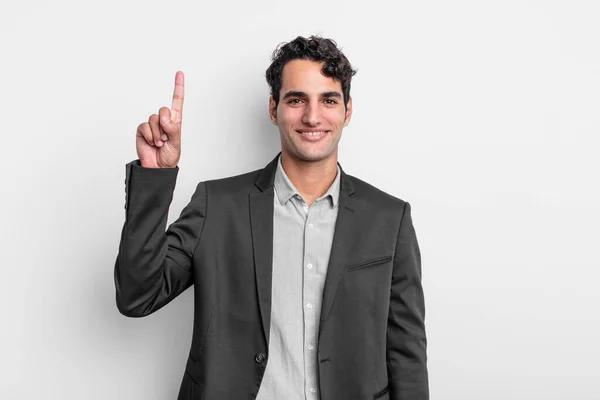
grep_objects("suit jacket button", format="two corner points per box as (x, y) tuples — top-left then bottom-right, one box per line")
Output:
(255, 353), (266, 363)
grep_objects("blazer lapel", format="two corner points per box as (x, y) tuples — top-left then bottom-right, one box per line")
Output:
(249, 154), (279, 346)
(319, 165), (357, 337)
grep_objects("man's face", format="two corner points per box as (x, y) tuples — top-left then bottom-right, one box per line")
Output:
(269, 59), (352, 163)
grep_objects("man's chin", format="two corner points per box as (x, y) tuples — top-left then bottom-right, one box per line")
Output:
(288, 148), (335, 163)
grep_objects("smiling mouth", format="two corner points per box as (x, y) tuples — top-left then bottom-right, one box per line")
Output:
(297, 130), (329, 136)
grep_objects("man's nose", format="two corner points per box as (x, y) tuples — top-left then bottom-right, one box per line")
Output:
(302, 102), (321, 126)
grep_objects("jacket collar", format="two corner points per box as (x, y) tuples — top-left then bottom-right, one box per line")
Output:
(254, 151), (355, 197)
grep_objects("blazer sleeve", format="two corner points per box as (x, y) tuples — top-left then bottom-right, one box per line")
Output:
(387, 201), (429, 399)
(114, 160), (207, 317)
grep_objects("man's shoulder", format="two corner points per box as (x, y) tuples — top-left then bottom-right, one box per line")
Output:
(346, 173), (408, 210)
(202, 167), (262, 194)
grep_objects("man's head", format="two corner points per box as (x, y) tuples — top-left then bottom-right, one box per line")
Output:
(266, 36), (357, 163)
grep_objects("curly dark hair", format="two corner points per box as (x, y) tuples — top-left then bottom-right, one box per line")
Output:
(266, 36), (357, 109)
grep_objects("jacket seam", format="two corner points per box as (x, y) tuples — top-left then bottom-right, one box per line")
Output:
(387, 201), (409, 366)
(392, 201), (409, 264)
(190, 181), (209, 260)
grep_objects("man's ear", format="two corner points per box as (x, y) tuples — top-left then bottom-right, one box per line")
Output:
(269, 96), (278, 126)
(343, 96), (353, 127)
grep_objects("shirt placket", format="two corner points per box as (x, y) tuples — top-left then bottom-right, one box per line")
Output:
(302, 198), (321, 399)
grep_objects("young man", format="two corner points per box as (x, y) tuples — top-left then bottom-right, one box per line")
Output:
(115, 36), (428, 400)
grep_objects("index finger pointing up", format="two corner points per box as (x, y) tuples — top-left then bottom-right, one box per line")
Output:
(171, 71), (185, 123)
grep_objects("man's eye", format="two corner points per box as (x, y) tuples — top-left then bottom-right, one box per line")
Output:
(324, 99), (338, 105)
(288, 99), (302, 104)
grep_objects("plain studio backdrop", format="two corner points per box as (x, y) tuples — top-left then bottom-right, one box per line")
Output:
(1, 0), (599, 399)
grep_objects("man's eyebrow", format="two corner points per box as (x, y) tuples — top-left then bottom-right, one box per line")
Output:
(281, 91), (343, 99)
(282, 91), (307, 99)
(321, 91), (342, 98)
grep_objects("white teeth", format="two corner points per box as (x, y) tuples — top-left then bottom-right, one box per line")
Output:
(301, 131), (326, 136)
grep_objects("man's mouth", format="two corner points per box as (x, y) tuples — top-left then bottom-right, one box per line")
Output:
(297, 130), (329, 141)
(299, 130), (327, 136)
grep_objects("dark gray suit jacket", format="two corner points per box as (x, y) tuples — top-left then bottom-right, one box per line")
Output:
(114, 152), (428, 400)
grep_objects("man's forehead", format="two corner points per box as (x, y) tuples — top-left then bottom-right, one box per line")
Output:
(280, 60), (342, 91)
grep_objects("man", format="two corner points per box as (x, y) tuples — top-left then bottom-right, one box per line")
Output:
(114, 36), (428, 400)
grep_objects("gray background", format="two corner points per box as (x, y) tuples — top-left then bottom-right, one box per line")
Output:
(2, 0), (599, 399)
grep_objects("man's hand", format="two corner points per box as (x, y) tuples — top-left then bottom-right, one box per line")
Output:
(136, 71), (185, 168)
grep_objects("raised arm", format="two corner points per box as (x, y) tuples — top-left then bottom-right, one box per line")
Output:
(114, 71), (206, 317)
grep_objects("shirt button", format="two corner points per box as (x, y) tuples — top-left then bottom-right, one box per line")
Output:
(308, 344), (314, 350)
(308, 223), (314, 228)
(255, 353), (266, 363)
(310, 388), (316, 394)
(306, 263), (313, 269)
(306, 302), (313, 309)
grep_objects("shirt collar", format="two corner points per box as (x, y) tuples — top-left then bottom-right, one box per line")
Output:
(274, 154), (341, 208)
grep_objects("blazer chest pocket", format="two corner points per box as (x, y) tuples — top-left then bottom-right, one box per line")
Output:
(346, 255), (392, 272)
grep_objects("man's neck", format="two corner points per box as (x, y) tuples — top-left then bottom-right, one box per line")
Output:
(280, 151), (339, 207)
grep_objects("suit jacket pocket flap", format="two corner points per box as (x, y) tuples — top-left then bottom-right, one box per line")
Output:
(347, 256), (392, 271)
